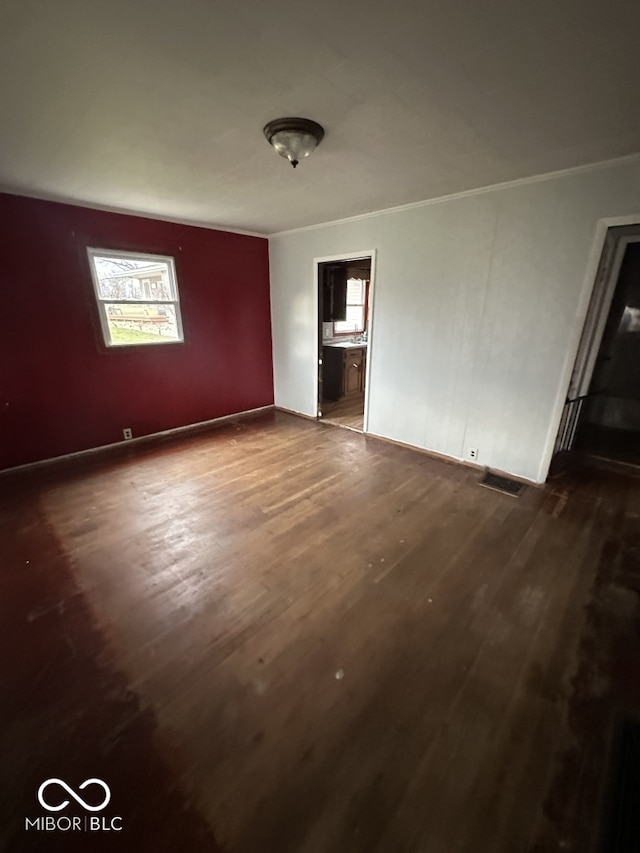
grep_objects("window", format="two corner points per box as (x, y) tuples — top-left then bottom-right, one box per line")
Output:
(334, 278), (367, 334)
(87, 248), (184, 347)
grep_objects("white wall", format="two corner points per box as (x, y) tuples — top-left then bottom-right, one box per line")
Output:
(269, 157), (640, 482)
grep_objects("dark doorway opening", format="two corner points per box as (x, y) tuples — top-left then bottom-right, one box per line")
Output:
(573, 243), (640, 467)
(317, 257), (372, 433)
(550, 226), (640, 478)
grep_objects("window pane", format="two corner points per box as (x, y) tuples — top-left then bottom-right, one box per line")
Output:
(104, 303), (180, 346)
(346, 305), (364, 324)
(334, 306), (364, 333)
(88, 248), (184, 348)
(92, 256), (176, 301)
(346, 278), (365, 305)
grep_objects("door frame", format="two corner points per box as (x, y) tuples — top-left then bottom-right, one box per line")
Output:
(540, 215), (640, 480)
(313, 249), (377, 431)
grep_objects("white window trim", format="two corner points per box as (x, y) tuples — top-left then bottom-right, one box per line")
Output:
(87, 247), (184, 347)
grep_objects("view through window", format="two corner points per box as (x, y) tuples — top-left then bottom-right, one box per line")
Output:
(87, 249), (184, 347)
(334, 278), (367, 334)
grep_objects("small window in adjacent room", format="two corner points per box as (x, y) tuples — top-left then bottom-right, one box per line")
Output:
(87, 248), (184, 347)
(334, 278), (367, 334)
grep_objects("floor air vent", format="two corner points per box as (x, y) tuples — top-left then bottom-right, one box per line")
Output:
(479, 472), (526, 497)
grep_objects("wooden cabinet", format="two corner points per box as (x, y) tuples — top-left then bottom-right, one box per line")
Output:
(344, 351), (364, 395)
(321, 265), (347, 322)
(322, 346), (366, 401)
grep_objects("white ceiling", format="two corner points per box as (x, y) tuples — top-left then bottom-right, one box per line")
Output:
(1, 0), (640, 235)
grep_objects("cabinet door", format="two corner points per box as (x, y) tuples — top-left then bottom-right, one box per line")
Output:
(322, 346), (343, 401)
(321, 267), (333, 322)
(330, 266), (347, 321)
(321, 265), (347, 322)
(344, 352), (363, 396)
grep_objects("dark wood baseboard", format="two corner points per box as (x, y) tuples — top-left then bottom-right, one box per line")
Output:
(1, 405), (275, 477)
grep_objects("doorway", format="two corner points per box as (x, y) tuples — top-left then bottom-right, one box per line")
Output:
(316, 253), (375, 432)
(573, 242), (640, 465)
(551, 225), (640, 472)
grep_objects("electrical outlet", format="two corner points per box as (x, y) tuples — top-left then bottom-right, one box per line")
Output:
(123, 428), (132, 440)
(468, 447), (478, 461)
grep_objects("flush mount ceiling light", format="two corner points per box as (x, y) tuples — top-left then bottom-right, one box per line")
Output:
(263, 117), (324, 168)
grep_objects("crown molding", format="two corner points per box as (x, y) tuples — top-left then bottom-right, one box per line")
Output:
(270, 151), (640, 238)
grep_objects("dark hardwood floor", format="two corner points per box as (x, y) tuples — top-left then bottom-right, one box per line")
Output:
(575, 422), (640, 468)
(1, 409), (639, 852)
(320, 392), (365, 430)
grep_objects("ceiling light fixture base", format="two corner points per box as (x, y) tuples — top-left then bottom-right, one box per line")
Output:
(263, 117), (325, 168)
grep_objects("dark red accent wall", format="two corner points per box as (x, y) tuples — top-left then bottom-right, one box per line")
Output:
(0, 193), (273, 470)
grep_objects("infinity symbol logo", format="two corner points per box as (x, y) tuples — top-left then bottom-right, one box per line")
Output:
(37, 778), (111, 812)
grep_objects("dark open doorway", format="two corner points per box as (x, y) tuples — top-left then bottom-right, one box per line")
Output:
(317, 256), (372, 432)
(551, 226), (640, 475)
(573, 243), (640, 466)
